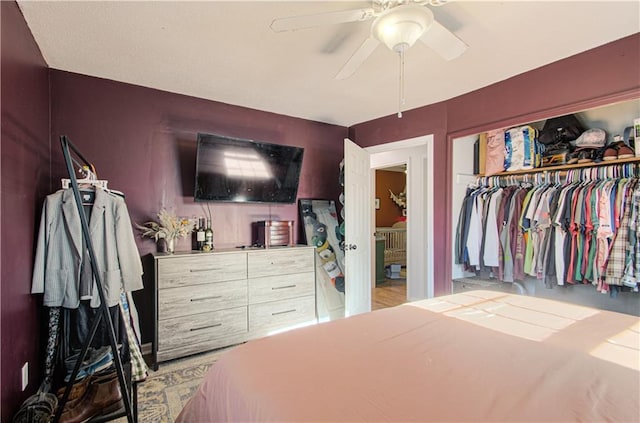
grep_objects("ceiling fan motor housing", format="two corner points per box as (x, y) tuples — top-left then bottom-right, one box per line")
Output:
(372, 5), (435, 53)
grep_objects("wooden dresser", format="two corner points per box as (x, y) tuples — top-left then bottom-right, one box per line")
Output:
(153, 246), (316, 367)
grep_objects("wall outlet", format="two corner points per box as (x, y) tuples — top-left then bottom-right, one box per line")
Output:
(21, 362), (28, 391)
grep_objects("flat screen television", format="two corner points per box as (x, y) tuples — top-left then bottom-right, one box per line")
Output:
(194, 133), (304, 203)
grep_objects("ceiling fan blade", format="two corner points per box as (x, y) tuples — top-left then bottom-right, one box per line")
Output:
(270, 8), (376, 32)
(335, 37), (380, 80)
(419, 20), (468, 61)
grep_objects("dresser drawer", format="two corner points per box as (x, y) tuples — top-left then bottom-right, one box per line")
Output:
(248, 272), (315, 304)
(159, 280), (248, 320)
(249, 295), (316, 335)
(247, 248), (314, 278)
(153, 247), (317, 367)
(158, 306), (247, 352)
(157, 253), (247, 289)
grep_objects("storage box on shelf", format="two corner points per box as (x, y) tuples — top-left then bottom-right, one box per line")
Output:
(153, 246), (316, 368)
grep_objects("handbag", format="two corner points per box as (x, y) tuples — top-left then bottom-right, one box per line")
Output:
(12, 382), (58, 423)
(538, 114), (585, 145)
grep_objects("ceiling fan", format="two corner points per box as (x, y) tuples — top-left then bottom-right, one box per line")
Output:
(270, 0), (468, 80)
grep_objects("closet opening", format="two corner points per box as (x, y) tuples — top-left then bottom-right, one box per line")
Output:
(450, 99), (640, 317)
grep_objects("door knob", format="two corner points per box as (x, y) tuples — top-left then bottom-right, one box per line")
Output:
(346, 244), (357, 250)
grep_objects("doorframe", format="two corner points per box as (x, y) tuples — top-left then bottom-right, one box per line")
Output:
(366, 134), (435, 300)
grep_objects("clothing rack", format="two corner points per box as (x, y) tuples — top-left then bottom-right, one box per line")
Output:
(54, 136), (136, 423)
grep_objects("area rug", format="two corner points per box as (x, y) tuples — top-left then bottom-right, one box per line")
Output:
(116, 347), (232, 422)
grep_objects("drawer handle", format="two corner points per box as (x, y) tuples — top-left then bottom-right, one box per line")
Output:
(190, 323), (222, 331)
(272, 309), (296, 316)
(272, 285), (296, 290)
(190, 295), (222, 302)
(190, 268), (219, 273)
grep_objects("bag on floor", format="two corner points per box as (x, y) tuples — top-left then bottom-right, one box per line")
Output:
(13, 383), (57, 423)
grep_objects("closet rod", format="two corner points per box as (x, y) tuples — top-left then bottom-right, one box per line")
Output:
(54, 136), (134, 423)
(477, 163), (639, 186)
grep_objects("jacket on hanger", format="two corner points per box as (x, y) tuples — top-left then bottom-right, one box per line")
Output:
(32, 188), (143, 308)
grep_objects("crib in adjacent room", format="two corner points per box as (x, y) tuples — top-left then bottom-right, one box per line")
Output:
(375, 226), (407, 267)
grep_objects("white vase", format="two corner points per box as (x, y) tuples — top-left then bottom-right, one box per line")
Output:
(166, 237), (175, 254)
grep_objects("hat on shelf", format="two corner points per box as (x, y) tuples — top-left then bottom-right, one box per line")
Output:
(574, 128), (607, 149)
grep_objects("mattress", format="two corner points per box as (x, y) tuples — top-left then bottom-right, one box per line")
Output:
(176, 290), (639, 422)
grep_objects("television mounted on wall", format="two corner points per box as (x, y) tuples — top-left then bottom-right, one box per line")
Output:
(194, 133), (304, 204)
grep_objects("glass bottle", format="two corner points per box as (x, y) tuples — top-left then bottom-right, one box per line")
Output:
(196, 217), (205, 251)
(191, 216), (199, 251)
(204, 219), (213, 251)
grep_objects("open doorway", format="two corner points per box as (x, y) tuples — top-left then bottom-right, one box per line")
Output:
(367, 134), (434, 306)
(372, 165), (407, 310)
(343, 135), (433, 316)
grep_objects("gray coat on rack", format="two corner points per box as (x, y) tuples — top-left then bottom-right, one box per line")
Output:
(32, 187), (143, 308)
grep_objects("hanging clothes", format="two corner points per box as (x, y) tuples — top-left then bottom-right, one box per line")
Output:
(32, 185), (148, 390)
(43, 308), (61, 390)
(624, 182), (640, 286)
(32, 187), (143, 308)
(605, 179), (638, 286)
(483, 187), (503, 267)
(455, 166), (640, 295)
(119, 291), (147, 382)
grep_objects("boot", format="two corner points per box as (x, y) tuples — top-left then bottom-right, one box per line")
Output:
(59, 374), (122, 423)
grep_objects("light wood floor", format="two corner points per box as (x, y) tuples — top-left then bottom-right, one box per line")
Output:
(371, 278), (407, 311)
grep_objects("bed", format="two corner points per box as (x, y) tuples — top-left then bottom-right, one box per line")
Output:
(176, 290), (639, 422)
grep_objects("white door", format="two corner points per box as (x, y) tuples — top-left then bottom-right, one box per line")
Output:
(344, 138), (372, 316)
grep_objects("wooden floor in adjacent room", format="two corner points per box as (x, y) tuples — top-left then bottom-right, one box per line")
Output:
(372, 278), (407, 311)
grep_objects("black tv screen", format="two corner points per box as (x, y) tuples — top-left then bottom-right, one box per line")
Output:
(194, 133), (304, 204)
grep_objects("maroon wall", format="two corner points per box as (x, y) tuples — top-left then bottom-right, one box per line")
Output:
(1, 1), (51, 420)
(2, 2), (638, 417)
(49, 70), (348, 346)
(350, 33), (640, 296)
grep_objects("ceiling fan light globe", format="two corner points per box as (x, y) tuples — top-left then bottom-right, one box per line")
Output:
(372, 5), (434, 52)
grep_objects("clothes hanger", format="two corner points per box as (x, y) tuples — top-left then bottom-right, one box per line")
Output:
(61, 165), (110, 205)
(62, 165), (108, 190)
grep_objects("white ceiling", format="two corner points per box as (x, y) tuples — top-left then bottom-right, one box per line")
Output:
(17, 1), (640, 127)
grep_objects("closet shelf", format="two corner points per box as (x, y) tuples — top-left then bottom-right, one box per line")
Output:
(479, 157), (640, 177)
